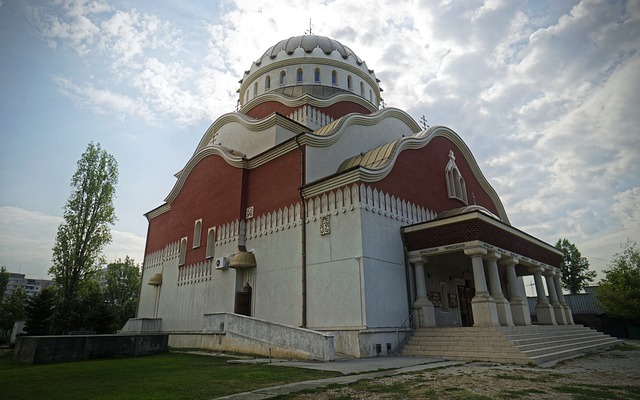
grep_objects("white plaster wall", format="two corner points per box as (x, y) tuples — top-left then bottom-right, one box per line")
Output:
(306, 116), (415, 183)
(360, 210), (410, 328)
(215, 122), (296, 158)
(245, 226), (302, 327)
(305, 207), (366, 329)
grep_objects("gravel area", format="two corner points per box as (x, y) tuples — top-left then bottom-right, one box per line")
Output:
(285, 343), (640, 399)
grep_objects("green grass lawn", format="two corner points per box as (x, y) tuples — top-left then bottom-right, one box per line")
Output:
(0, 350), (340, 400)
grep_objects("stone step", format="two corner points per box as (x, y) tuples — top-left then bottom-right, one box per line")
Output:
(398, 325), (620, 366)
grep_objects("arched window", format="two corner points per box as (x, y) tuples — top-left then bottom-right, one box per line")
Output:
(369, 89), (373, 103)
(296, 68), (303, 83)
(178, 237), (187, 266)
(265, 75), (271, 90)
(280, 70), (286, 85)
(331, 70), (337, 85)
(360, 81), (364, 96)
(347, 75), (352, 90)
(193, 219), (202, 248)
(445, 150), (468, 204)
(253, 82), (258, 98)
(314, 68), (320, 83)
(205, 228), (216, 259)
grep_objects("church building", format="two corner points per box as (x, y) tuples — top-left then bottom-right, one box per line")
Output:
(134, 34), (608, 362)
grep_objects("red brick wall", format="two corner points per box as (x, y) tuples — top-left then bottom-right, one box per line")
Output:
(145, 149), (303, 264)
(245, 101), (371, 120)
(371, 136), (501, 216)
(145, 155), (244, 264)
(245, 148), (302, 217)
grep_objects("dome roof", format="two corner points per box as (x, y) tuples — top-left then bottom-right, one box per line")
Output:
(436, 205), (502, 222)
(256, 35), (364, 66)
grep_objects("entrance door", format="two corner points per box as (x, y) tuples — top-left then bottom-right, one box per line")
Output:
(234, 286), (252, 316)
(457, 286), (475, 326)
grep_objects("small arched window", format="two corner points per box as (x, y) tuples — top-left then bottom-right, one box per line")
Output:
(369, 89), (373, 103)
(347, 75), (352, 90)
(314, 68), (320, 83)
(360, 81), (365, 96)
(280, 70), (286, 85)
(445, 150), (468, 204)
(205, 228), (216, 259)
(253, 82), (258, 98)
(331, 70), (337, 85)
(178, 237), (187, 266)
(265, 75), (270, 90)
(193, 219), (202, 248)
(296, 68), (303, 83)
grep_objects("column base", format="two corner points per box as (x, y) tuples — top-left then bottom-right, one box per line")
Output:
(493, 295), (514, 326)
(472, 293), (500, 327)
(562, 304), (575, 325)
(509, 299), (532, 326)
(414, 297), (436, 327)
(552, 303), (567, 325)
(536, 302), (557, 325)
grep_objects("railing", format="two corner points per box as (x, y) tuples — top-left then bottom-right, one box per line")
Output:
(392, 308), (419, 355)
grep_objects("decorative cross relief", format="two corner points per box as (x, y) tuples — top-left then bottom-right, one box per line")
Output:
(245, 206), (254, 219)
(320, 215), (331, 236)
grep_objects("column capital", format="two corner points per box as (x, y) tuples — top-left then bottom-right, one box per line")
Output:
(529, 266), (544, 274)
(464, 247), (488, 257)
(499, 256), (519, 267)
(542, 268), (556, 277)
(408, 255), (428, 265)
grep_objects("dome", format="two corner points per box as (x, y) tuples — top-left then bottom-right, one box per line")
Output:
(256, 35), (364, 65)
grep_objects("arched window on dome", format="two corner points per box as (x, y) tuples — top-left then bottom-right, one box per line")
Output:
(445, 150), (468, 204)
(296, 68), (303, 83)
(360, 81), (364, 96)
(331, 70), (337, 85)
(265, 75), (271, 90)
(347, 75), (352, 90)
(280, 70), (286, 85)
(369, 89), (373, 103)
(253, 82), (258, 98)
(314, 68), (320, 83)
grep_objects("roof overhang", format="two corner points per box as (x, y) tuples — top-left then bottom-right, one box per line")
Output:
(402, 210), (562, 268)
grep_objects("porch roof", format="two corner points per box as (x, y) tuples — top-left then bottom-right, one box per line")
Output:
(402, 210), (563, 267)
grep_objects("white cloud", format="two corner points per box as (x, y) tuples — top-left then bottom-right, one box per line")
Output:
(0, 206), (145, 278)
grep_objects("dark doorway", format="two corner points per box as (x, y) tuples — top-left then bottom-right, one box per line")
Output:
(234, 284), (252, 316)
(457, 285), (475, 327)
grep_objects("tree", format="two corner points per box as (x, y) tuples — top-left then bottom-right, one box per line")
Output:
(0, 288), (27, 342)
(104, 256), (140, 331)
(24, 286), (57, 335)
(0, 266), (8, 299)
(49, 142), (118, 333)
(555, 238), (597, 294)
(596, 240), (640, 324)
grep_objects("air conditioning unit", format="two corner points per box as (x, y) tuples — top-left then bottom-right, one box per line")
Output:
(215, 257), (228, 270)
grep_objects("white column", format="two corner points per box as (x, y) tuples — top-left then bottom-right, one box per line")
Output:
(464, 248), (499, 327)
(554, 271), (575, 325)
(544, 269), (567, 325)
(411, 258), (436, 327)
(502, 257), (531, 326)
(486, 252), (514, 326)
(532, 267), (556, 325)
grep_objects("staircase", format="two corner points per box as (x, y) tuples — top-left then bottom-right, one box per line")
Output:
(400, 325), (620, 365)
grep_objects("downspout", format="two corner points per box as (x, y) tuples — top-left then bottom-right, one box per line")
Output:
(295, 134), (307, 328)
(400, 226), (413, 313)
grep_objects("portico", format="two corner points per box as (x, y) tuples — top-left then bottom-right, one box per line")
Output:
(402, 206), (574, 328)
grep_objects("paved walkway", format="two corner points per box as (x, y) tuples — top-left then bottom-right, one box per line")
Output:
(217, 356), (463, 399)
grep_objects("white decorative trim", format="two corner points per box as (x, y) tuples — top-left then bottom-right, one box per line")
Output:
(289, 105), (335, 130)
(143, 240), (180, 270)
(177, 259), (213, 286)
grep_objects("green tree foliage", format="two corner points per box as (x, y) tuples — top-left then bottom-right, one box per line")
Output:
(24, 286), (57, 335)
(555, 238), (597, 294)
(0, 266), (8, 298)
(0, 288), (27, 342)
(49, 142), (118, 333)
(104, 256), (140, 331)
(596, 240), (640, 324)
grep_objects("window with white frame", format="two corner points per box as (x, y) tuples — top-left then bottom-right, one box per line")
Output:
(178, 237), (187, 266)
(193, 219), (202, 248)
(296, 68), (303, 83)
(331, 70), (337, 85)
(265, 75), (271, 90)
(445, 150), (468, 204)
(280, 70), (286, 85)
(314, 68), (320, 83)
(205, 227), (216, 259)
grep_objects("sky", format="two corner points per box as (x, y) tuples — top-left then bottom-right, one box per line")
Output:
(1, 0), (638, 296)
